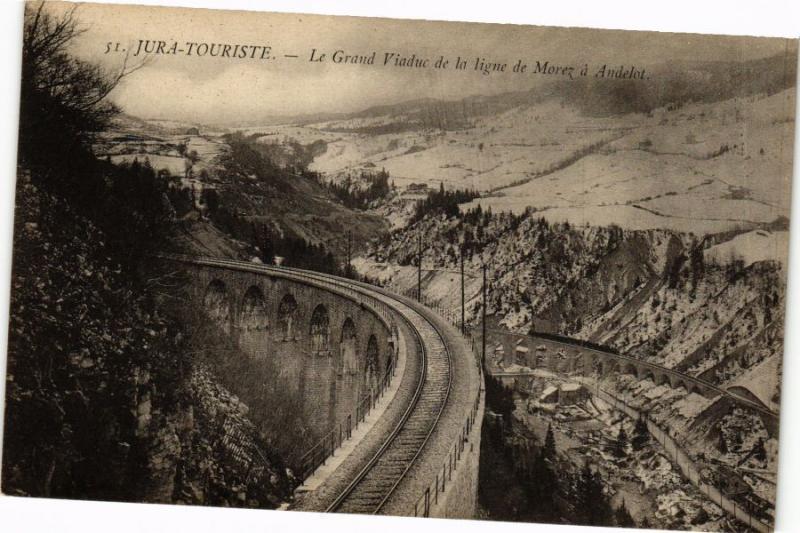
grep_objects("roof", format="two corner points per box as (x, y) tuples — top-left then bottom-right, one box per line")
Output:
(560, 383), (582, 392)
(515, 346), (529, 353)
(502, 363), (531, 373)
(540, 386), (559, 400)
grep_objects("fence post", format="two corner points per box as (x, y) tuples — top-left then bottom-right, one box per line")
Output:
(448, 453), (452, 481)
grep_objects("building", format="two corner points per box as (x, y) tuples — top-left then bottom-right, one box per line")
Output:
(515, 344), (530, 366)
(558, 382), (588, 405)
(537, 382), (588, 406)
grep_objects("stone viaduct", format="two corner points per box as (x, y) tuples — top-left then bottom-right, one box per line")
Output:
(490, 331), (779, 435)
(182, 258), (398, 439)
(165, 255), (483, 518)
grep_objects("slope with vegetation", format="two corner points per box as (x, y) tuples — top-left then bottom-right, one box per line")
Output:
(360, 203), (785, 499)
(2, 3), (293, 507)
(364, 205), (784, 404)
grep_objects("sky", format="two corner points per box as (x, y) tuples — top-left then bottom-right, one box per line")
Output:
(41, 1), (797, 125)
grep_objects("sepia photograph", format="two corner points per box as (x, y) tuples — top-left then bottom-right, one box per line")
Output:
(1, 1), (798, 532)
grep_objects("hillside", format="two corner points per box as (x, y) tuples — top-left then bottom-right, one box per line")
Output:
(228, 53), (797, 241)
(94, 123), (390, 263)
(358, 207), (785, 512)
(3, 170), (293, 506)
(463, 89), (795, 237)
(359, 211), (785, 409)
(303, 85), (794, 238)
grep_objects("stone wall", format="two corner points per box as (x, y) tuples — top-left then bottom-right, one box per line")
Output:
(430, 385), (485, 519)
(187, 264), (395, 438)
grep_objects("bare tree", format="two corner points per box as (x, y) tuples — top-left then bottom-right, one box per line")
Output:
(19, 2), (148, 163)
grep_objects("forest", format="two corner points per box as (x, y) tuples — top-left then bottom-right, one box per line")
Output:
(409, 183), (481, 224)
(479, 372), (641, 528)
(317, 168), (393, 210)
(3, 3), (293, 506)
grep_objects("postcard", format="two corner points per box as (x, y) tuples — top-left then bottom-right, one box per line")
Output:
(2, 2), (797, 531)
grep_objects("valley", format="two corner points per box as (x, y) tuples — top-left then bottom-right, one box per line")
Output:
(8, 4), (797, 529)
(83, 52), (794, 530)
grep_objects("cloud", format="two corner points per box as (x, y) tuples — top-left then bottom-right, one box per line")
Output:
(47, 1), (792, 125)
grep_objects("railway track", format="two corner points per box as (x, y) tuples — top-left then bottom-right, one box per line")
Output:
(164, 255), (455, 514)
(326, 304), (452, 514)
(485, 328), (777, 419)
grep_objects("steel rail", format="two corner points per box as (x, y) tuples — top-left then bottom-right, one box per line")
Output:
(161, 254), (455, 514)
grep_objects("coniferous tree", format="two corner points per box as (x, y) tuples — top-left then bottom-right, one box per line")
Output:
(615, 500), (636, 527)
(718, 432), (729, 454)
(261, 236), (275, 265)
(632, 417), (650, 451)
(574, 462), (613, 526)
(752, 437), (767, 462)
(409, 185), (480, 224)
(485, 372), (515, 419)
(528, 448), (558, 520)
(614, 426), (628, 458)
(543, 424), (557, 461)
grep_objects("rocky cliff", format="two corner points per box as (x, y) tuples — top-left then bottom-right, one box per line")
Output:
(360, 210), (784, 408)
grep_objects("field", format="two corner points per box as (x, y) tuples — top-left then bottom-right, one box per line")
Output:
(303, 99), (631, 191)
(261, 89), (794, 252)
(462, 90), (795, 239)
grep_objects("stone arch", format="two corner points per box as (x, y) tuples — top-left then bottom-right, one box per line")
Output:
(278, 293), (298, 341)
(309, 304), (331, 353)
(534, 347), (547, 368)
(204, 279), (231, 330)
(688, 383), (703, 396)
(339, 318), (358, 375)
(573, 356), (586, 375)
(386, 325), (398, 373)
(607, 360), (621, 376)
(656, 373), (671, 387)
(581, 355), (593, 376)
(623, 362), (638, 377)
(240, 286), (268, 331)
(364, 334), (380, 394)
(674, 379), (688, 393)
(591, 358), (603, 376)
(642, 370), (656, 384)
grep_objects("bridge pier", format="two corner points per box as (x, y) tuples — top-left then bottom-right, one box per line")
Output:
(184, 262), (395, 443)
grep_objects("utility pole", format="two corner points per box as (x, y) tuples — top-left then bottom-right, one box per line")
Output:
(346, 230), (352, 278)
(482, 262), (487, 369)
(417, 230), (422, 302)
(460, 246), (465, 334)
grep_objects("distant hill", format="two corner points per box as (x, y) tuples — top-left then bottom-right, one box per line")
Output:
(556, 51), (798, 116)
(238, 51), (798, 132)
(110, 113), (227, 137)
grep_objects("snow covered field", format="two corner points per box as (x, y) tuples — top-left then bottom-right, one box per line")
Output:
(705, 230), (790, 270)
(464, 90), (794, 239)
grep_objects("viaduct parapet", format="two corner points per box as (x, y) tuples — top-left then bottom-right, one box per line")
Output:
(165, 256), (484, 518)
